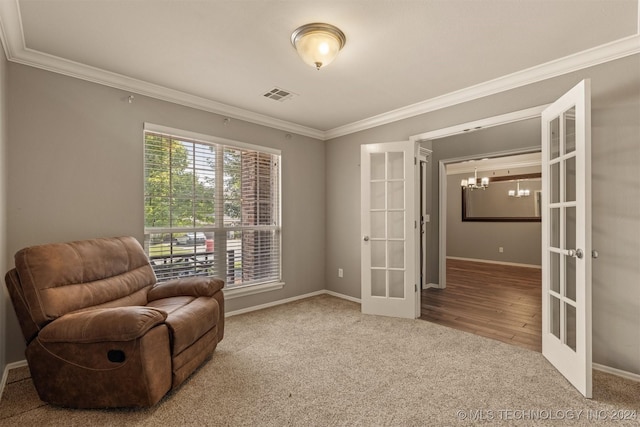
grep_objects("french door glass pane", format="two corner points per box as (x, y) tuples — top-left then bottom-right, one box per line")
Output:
(389, 270), (404, 298)
(387, 211), (404, 239)
(551, 162), (560, 204)
(551, 296), (561, 339)
(387, 152), (404, 179)
(371, 182), (385, 209)
(566, 207), (576, 252)
(565, 156), (576, 202)
(551, 252), (561, 293)
(566, 201), (577, 302)
(372, 270), (386, 297)
(550, 117), (560, 159)
(566, 303), (577, 351)
(551, 208), (560, 247)
(371, 241), (386, 268)
(564, 107), (576, 154)
(566, 256), (577, 302)
(388, 182), (404, 209)
(370, 153), (385, 180)
(388, 241), (405, 268)
(371, 212), (386, 239)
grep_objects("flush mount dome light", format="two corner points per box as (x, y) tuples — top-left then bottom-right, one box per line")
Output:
(291, 23), (346, 70)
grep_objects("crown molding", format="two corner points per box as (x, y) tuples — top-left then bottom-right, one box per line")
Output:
(0, 1), (325, 140)
(0, 0), (638, 142)
(14, 49), (326, 140)
(325, 34), (640, 140)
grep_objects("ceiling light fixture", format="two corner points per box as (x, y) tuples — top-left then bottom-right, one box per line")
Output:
(508, 180), (530, 197)
(461, 167), (489, 190)
(291, 23), (346, 70)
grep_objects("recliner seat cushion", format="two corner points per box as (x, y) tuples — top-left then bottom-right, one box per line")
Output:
(146, 296), (219, 356)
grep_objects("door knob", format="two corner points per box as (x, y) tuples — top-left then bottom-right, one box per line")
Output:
(592, 250), (599, 259)
(363, 236), (370, 242)
(567, 249), (583, 259)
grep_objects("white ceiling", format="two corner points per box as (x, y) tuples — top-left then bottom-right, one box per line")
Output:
(0, 0), (638, 139)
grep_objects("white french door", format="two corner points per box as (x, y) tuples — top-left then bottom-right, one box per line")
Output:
(541, 79), (592, 398)
(361, 141), (419, 319)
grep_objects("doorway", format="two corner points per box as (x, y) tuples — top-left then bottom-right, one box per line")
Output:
(410, 107), (547, 351)
(411, 80), (594, 397)
(424, 151), (543, 351)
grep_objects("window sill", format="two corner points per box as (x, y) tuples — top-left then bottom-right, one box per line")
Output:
(223, 281), (285, 300)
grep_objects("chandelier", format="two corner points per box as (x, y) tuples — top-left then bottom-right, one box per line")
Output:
(460, 168), (489, 190)
(508, 180), (530, 197)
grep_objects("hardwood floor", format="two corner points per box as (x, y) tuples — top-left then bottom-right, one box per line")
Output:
(420, 258), (542, 352)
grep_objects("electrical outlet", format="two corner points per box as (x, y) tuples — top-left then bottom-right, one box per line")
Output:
(499, 247), (504, 253)
(338, 268), (344, 278)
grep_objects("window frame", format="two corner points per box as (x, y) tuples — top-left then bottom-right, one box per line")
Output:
(143, 123), (283, 297)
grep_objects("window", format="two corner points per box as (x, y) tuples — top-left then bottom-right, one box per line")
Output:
(143, 124), (281, 289)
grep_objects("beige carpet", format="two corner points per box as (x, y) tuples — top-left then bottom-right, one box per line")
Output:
(1, 294), (638, 426)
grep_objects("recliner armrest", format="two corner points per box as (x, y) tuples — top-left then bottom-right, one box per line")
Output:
(147, 276), (224, 301)
(38, 306), (167, 344)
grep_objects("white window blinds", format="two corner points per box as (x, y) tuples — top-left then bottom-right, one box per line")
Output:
(143, 126), (281, 288)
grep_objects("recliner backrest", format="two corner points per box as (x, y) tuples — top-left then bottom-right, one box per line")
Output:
(12, 236), (156, 328)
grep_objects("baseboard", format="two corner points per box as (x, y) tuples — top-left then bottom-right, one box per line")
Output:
(226, 289), (361, 317)
(225, 290), (327, 317)
(447, 256), (542, 269)
(324, 290), (361, 304)
(423, 283), (440, 290)
(593, 363), (640, 383)
(0, 360), (28, 402)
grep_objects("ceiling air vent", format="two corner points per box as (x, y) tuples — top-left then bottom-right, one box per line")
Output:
(262, 87), (296, 102)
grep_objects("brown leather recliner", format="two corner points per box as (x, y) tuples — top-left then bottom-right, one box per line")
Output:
(4, 236), (224, 408)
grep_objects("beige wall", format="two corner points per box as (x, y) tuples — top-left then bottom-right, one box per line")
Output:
(325, 54), (640, 375)
(591, 100), (640, 372)
(4, 63), (326, 363)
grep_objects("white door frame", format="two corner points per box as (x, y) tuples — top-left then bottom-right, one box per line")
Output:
(418, 148), (431, 290)
(409, 105), (549, 288)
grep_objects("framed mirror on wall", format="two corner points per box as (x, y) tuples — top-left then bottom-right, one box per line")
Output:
(462, 173), (542, 222)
